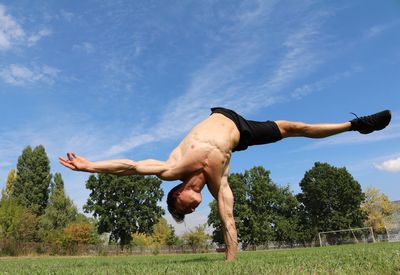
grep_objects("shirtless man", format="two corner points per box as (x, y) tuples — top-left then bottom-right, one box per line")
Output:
(60, 107), (391, 261)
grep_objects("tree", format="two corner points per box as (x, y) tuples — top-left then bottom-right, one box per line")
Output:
(64, 223), (93, 245)
(208, 166), (301, 249)
(131, 232), (153, 247)
(269, 185), (301, 247)
(84, 174), (164, 249)
(0, 197), (37, 242)
(5, 169), (16, 197)
(152, 217), (172, 245)
(182, 224), (210, 253)
(361, 187), (398, 234)
(165, 225), (179, 249)
(297, 162), (366, 243)
(39, 173), (78, 240)
(245, 166), (277, 248)
(12, 145), (52, 216)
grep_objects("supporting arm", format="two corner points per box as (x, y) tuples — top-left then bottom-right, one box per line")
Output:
(217, 177), (238, 261)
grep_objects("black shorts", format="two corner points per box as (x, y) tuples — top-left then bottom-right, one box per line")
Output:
(210, 107), (282, 152)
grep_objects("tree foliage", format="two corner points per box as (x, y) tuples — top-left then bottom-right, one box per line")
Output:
(297, 162), (366, 241)
(0, 197), (37, 242)
(182, 224), (210, 252)
(361, 187), (398, 234)
(83, 174), (164, 248)
(39, 173), (78, 240)
(64, 223), (94, 245)
(165, 224), (179, 247)
(5, 169), (16, 197)
(208, 166), (300, 249)
(131, 232), (153, 247)
(152, 217), (172, 245)
(12, 145), (52, 216)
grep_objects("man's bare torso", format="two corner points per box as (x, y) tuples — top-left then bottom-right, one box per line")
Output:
(167, 113), (240, 196)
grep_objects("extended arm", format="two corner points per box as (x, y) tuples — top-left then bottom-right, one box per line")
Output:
(59, 152), (180, 179)
(217, 176), (238, 261)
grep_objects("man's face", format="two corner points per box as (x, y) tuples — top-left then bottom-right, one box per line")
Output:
(175, 189), (201, 215)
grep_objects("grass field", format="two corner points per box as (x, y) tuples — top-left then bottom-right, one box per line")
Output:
(0, 242), (399, 275)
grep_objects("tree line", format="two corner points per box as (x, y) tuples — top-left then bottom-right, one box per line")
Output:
(0, 145), (398, 255)
(0, 145), (209, 255)
(208, 165), (398, 249)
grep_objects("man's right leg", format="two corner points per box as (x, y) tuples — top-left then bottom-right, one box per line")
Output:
(275, 110), (391, 139)
(275, 120), (351, 138)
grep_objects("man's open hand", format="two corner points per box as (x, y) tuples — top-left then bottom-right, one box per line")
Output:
(59, 152), (92, 172)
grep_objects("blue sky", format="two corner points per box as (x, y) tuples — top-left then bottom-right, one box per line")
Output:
(1, 1), (399, 234)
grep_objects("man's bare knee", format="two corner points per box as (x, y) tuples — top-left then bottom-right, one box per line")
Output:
(275, 120), (308, 138)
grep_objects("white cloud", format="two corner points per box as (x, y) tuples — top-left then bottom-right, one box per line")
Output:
(364, 20), (400, 39)
(291, 66), (364, 100)
(0, 64), (60, 86)
(0, 4), (51, 51)
(0, 4), (25, 50)
(72, 42), (94, 54)
(375, 157), (400, 173)
(27, 28), (52, 46)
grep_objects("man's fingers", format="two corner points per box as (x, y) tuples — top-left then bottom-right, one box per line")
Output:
(59, 156), (69, 162)
(71, 152), (77, 159)
(59, 159), (76, 170)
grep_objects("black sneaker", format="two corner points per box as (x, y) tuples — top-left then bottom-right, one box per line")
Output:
(350, 110), (392, 134)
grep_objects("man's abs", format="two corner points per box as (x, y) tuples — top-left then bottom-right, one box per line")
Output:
(168, 114), (239, 178)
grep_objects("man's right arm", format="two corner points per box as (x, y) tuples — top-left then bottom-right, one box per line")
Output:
(217, 176), (238, 261)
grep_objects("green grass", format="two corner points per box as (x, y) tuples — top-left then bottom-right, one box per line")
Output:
(0, 242), (399, 275)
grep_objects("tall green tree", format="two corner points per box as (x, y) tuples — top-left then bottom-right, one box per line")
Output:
(84, 174), (164, 249)
(12, 145), (52, 216)
(39, 173), (78, 240)
(245, 166), (276, 247)
(297, 162), (366, 242)
(208, 166), (300, 249)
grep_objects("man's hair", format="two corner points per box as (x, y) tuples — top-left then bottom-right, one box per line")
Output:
(167, 183), (185, 223)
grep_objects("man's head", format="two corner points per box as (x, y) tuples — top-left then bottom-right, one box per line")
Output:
(167, 183), (202, 223)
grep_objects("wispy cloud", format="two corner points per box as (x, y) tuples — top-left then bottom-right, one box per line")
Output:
(0, 4), (51, 50)
(72, 42), (94, 54)
(0, 4), (25, 50)
(364, 20), (400, 39)
(375, 157), (400, 173)
(27, 28), (52, 47)
(291, 66), (364, 100)
(0, 64), (59, 86)
(104, 4), (333, 156)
